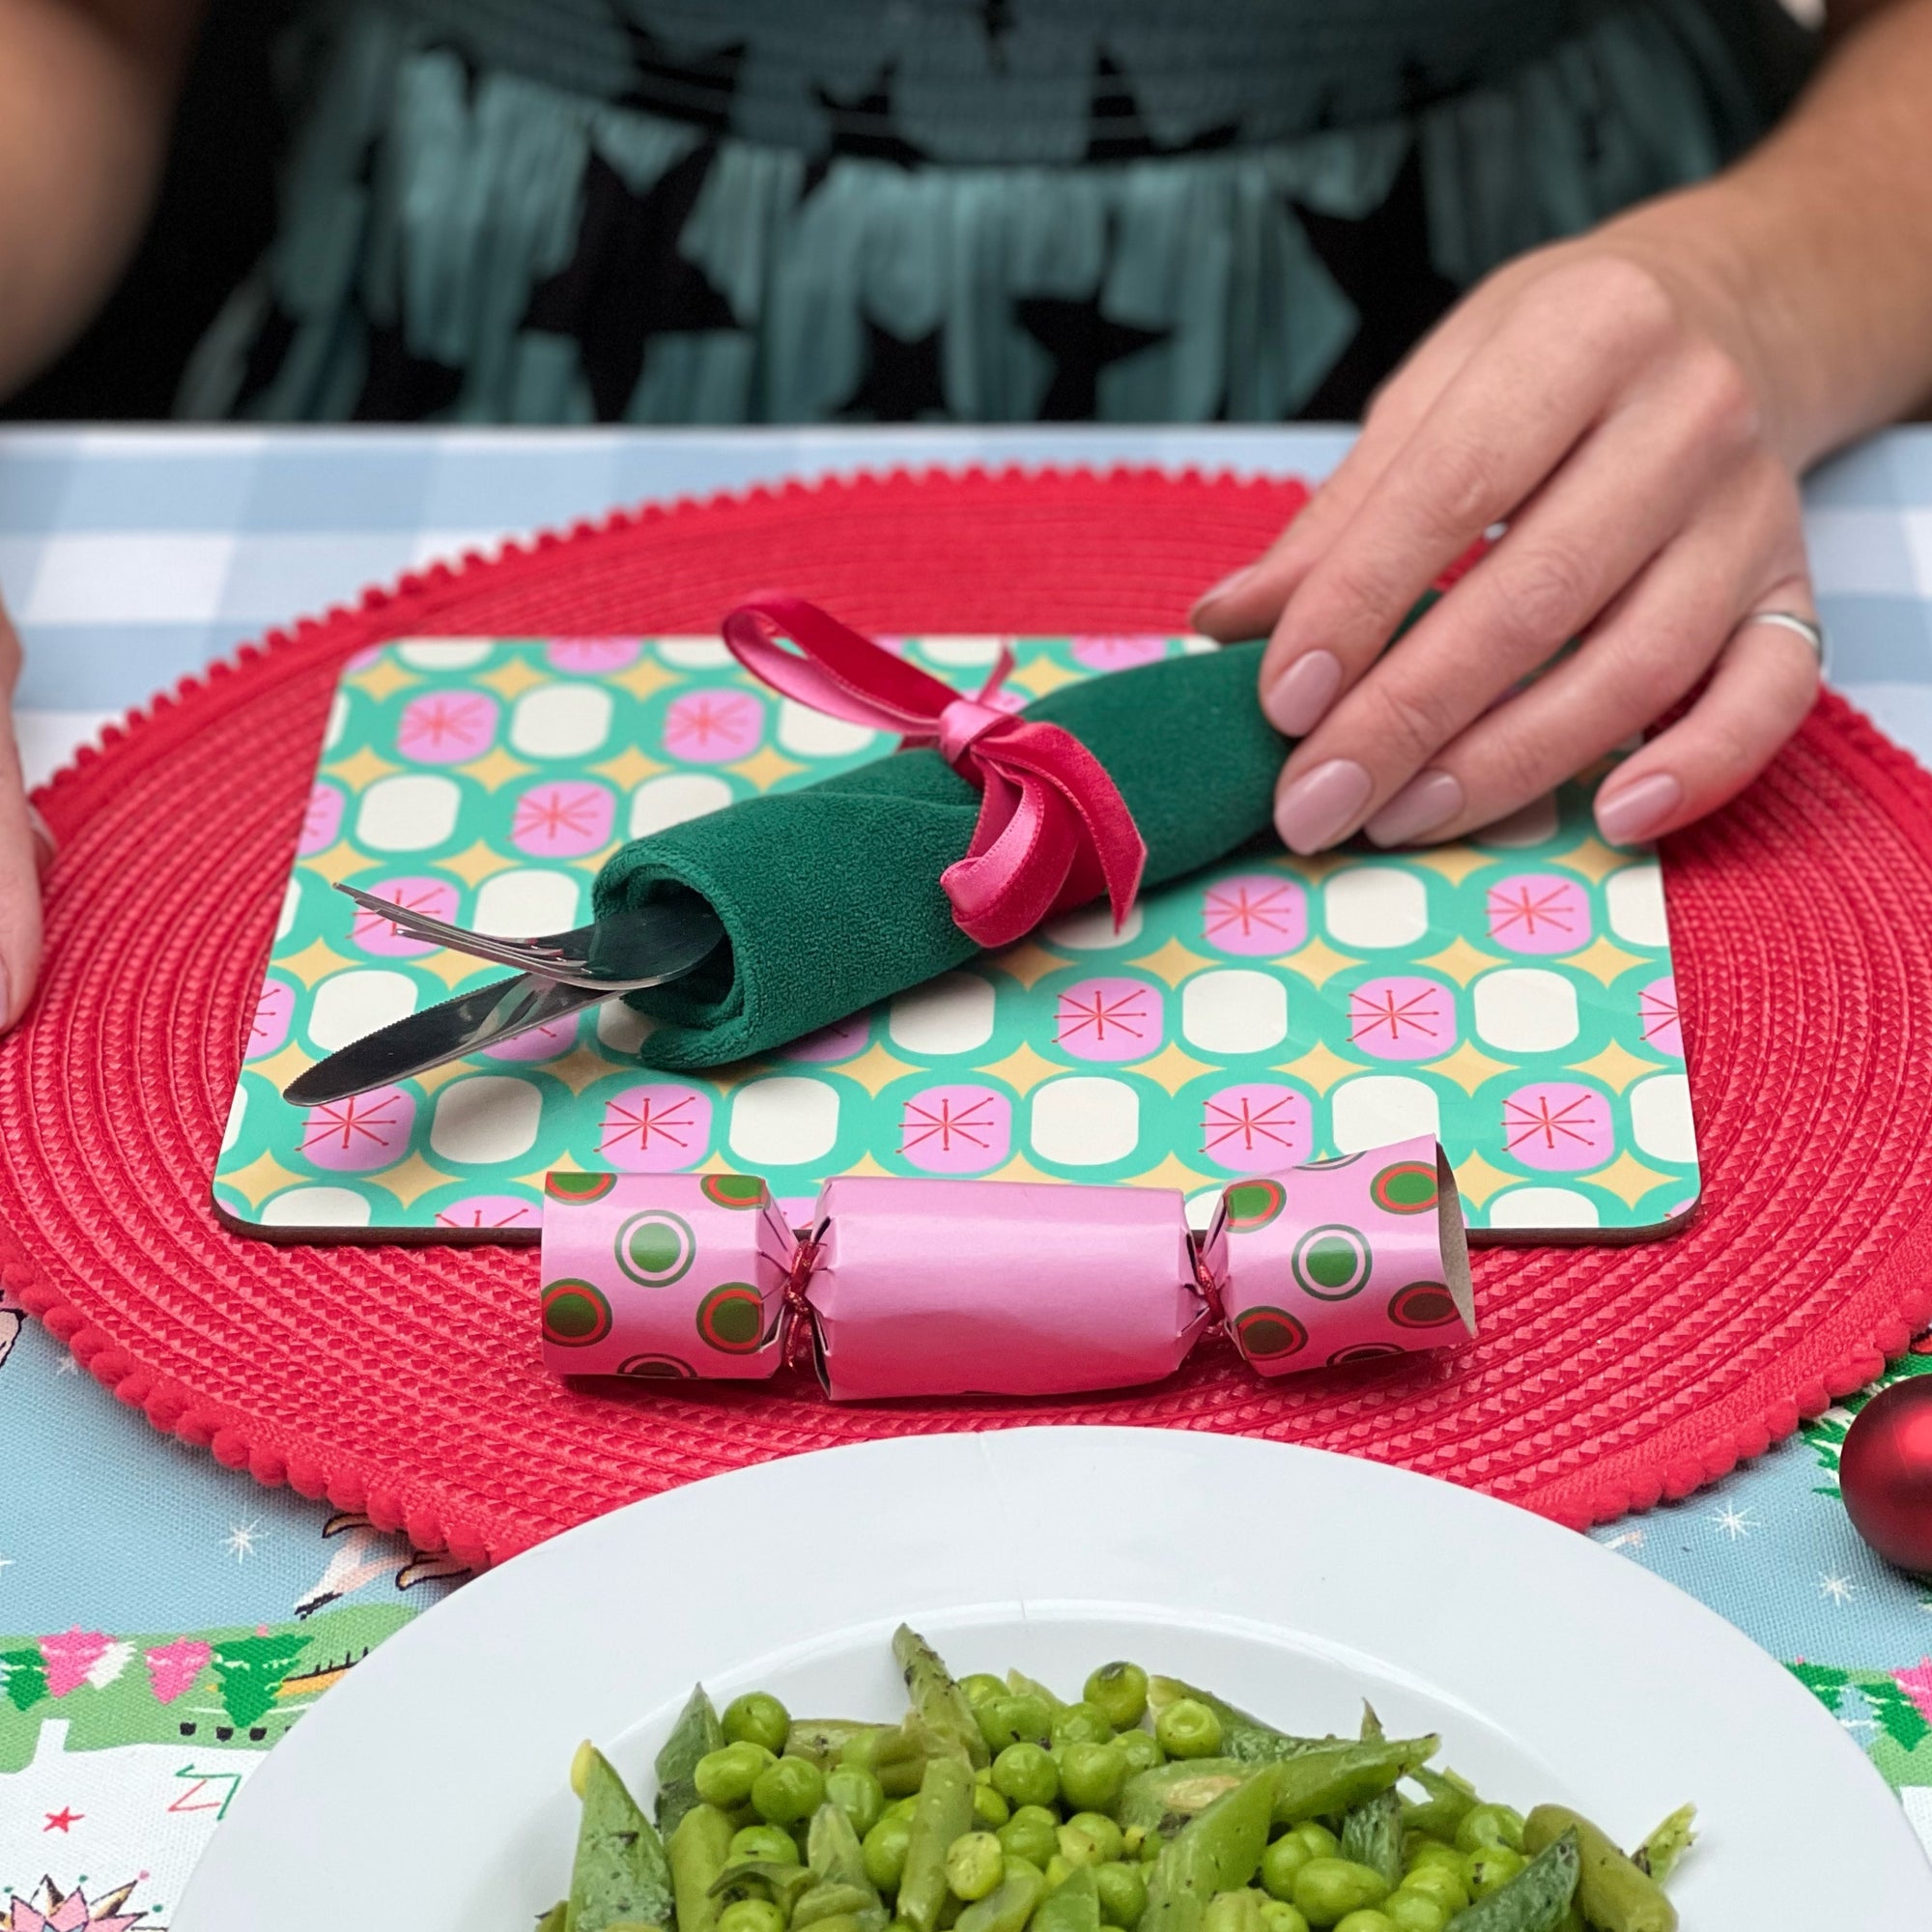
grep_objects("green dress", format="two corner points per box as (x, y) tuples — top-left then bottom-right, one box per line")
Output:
(176, 0), (1812, 425)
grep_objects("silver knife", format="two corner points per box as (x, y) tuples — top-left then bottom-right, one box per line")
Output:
(281, 973), (614, 1107)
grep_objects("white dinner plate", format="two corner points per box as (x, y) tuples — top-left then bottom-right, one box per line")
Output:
(176, 1428), (1930, 1926)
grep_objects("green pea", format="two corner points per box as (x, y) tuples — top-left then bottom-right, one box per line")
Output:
(1259, 1905), (1310, 1932)
(975, 1783), (1012, 1832)
(1113, 1732), (1163, 1778)
(1152, 1699), (1223, 1761)
(697, 1744), (778, 1808)
(1290, 1859), (1390, 1928)
(719, 1900), (786, 1932)
(862, 1814), (913, 1894)
(1094, 1861), (1147, 1928)
(1058, 1744), (1128, 1816)
(1462, 1847), (1524, 1899)
(1290, 1826), (1340, 1861)
(1083, 1664), (1150, 1732)
(990, 1743), (1060, 1810)
(1452, 1806), (1524, 1858)
(823, 1766), (886, 1840)
(979, 1694), (1055, 1756)
(1058, 1814), (1125, 1867)
(798, 1917), (863, 1932)
(1000, 1805), (1062, 1870)
(1400, 1844), (1461, 1879)
(1051, 1703), (1116, 1750)
(961, 1674), (1009, 1710)
(1382, 1894), (1447, 1932)
(730, 1824), (803, 1866)
(1043, 1855), (1075, 1892)
(752, 1756), (825, 1826)
(1331, 1916), (1395, 1932)
(1262, 1838), (1314, 1902)
(724, 1694), (793, 1757)
(1203, 1887), (1268, 1932)
(1392, 1869), (1465, 1917)
(947, 1833), (1006, 1902)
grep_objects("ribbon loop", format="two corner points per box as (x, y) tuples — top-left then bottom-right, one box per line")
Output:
(722, 595), (1147, 949)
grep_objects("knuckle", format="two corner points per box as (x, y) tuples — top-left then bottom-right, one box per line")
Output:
(1495, 544), (1600, 645)
(1362, 677), (1456, 766)
(1681, 342), (1759, 448)
(1585, 255), (1678, 345)
(1409, 435), (1500, 538)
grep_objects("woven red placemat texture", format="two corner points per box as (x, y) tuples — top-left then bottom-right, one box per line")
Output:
(4, 468), (1930, 1568)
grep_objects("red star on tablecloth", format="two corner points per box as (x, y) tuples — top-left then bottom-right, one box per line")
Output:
(43, 1804), (82, 1832)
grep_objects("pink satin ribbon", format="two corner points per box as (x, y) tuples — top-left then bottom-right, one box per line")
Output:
(720, 594), (1146, 948)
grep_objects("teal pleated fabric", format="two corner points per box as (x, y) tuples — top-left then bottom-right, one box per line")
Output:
(177, 0), (1811, 425)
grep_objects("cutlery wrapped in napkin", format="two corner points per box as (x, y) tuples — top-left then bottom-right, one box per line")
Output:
(537, 1135), (1473, 1400)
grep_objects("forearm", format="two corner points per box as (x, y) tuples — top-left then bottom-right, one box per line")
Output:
(0, 0), (199, 394)
(1612, 0), (1932, 469)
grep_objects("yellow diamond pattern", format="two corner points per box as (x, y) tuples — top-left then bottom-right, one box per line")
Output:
(1128, 935), (1218, 985)
(592, 746), (670, 790)
(1417, 935), (1502, 986)
(1281, 933), (1362, 987)
(1407, 843), (1494, 889)
(1420, 1038), (1516, 1094)
(1557, 834), (1648, 885)
(278, 936), (358, 988)
(1569, 1038), (1660, 1094)
(1126, 1039), (1215, 1095)
(1276, 1038), (1358, 1096)
(1446, 1150), (1515, 1210)
(219, 1150), (310, 1211)
(457, 745), (537, 792)
(978, 1042), (1065, 1097)
(345, 659), (421, 703)
(728, 745), (810, 794)
(476, 654), (551, 700)
(242, 1041), (313, 1097)
(832, 1040), (918, 1097)
(323, 745), (402, 792)
(611, 657), (682, 702)
(987, 941), (1070, 992)
(1578, 1148), (1677, 1208)
(1559, 934), (1651, 985)
(369, 1150), (463, 1210)
(299, 838), (374, 888)
(440, 838), (515, 889)
(1005, 655), (1086, 699)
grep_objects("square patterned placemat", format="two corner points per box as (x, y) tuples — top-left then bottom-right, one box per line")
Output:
(217, 635), (1698, 1242)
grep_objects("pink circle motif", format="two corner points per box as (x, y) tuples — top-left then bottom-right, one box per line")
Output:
(785, 1013), (871, 1062)
(1055, 976), (1164, 1064)
(662, 688), (765, 764)
(483, 1009), (582, 1062)
(1638, 976), (1682, 1058)
(1070, 636), (1169, 671)
(1349, 975), (1457, 1063)
(1485, 872), (1591, 955)
(434, 1193), (541, 1233)
(900, 1084), (1011, 1175)
(350, 876), (460, 957)
(547, 639), (640, 672)
(1202, 872), (1308, 957)
(298, 781), (345, 856)
(345, 645), (384, 672)
(395, 688), (500, 764)
(511, 780), (615, 859)
(246, 977), (295, 1060)
(598, 1083), (713, 1173)
(1503, 1080), (1612, 1172)
(1201, 1083), (1313, 1174)
(300, 1085), (417, 1174)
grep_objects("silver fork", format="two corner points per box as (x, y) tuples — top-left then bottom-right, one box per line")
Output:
(335, 882), (724, 991)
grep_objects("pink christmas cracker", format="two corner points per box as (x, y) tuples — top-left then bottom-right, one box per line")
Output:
(539, 1135), (1471, 1400)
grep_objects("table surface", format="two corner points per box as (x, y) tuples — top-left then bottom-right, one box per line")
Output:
(6, 424), (1932, 1922)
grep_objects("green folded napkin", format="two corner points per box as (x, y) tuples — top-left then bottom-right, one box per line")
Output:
(594, 640), (1284, 1068)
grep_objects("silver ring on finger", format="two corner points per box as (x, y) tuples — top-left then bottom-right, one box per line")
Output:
(26, 801), (55, 863)
(1735, 609), (1828, 673)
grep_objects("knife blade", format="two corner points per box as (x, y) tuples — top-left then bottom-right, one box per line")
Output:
(281, 973), (613, 1108)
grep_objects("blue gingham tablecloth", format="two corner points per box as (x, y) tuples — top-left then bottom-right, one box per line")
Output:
(4, 426), (1931, 1922)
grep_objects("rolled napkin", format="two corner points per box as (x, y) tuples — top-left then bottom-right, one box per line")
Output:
(593, 602), (1284, 1069)
(537, 1135), (1473, 1400)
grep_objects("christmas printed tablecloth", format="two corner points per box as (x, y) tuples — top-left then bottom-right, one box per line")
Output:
(218, 634), (1697, 1239)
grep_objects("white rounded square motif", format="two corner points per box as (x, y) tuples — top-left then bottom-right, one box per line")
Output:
(396, 639), (494, 668)
(510, 683), (613, 759)
(890, 973), (996, 1055)
(308, 969), (418, 1050)
(730, 1076), (840, 1165)
(277, 875), (302, 940)
(431, 1075), (543, 1164)
(656, 636), (730, 667)
(473, 868), (581, 939)
(1043, 902), (1143, 950)
(1488, 1185), (1600, 1230)
(1472, 967), (1579, 1052)
(596, 1002), (654, 1054)
(325, 691), (350, 752)
(1180, 969), (1288, 1054)
(223, 1084), (248, 1152)
(778, 699), (877, 758)
(259, 1185), (373, 1228)
(1629, 1072), (1695, 1165)
(1323, 867), (1429, 949)
(918, 636), (1006, 667)
(629, 773), (733, 838)
(1030, 1076), (1140, 1165)
(1605, 862), (1668, 946)
(355, 774), (462, 852)
(1330, 1074), (1439, 1152)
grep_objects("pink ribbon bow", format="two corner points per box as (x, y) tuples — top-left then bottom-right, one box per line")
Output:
(721, 595), (1147, 949)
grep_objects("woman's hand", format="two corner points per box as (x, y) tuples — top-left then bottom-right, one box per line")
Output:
(0, 597), (48, 1035)
(1191, 193), (1823, 853)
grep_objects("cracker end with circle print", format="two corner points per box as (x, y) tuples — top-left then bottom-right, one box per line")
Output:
(1370, 1159), (1438, 1215)
(1389, 1281), (1460, 1329)
(697, 1283), (769, 1355)
(701, 1173), (770, 1211)
(618, 1351), (697, 1379)
(541, 1279), (611, 1347)
(1222, 1176), (1287, 1232)
(1233, 1305), (1308, 1363)
(1292, 1224), (1373, 1299)
(1328, 1342), (1404, 1366)
(546, 1171), (616, 1205)
(616, 1208), (696, 1287)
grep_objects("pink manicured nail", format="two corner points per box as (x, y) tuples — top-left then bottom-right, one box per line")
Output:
(1189, 565), (1254, 622)
(1367, 769), (1463, 847)
(1274, 758), (1374, 854)
(1264, 649), (1343, 736)
(1595, 772), (1683, 845)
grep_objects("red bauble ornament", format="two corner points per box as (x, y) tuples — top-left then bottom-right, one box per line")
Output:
(1839, 1378), (1932, 1573)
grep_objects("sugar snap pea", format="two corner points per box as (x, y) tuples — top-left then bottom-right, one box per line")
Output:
(895, 1625), (990, 1770)
(791, 1882), (885, 1930)
(1399, 1769), (1479, 1845)
(1033, 1862), (1102, 1932)
(1146, 1679), (1334, 1766)
(1271, 1737), (1438, 1829)
(955, 1858), (1047, 1932)
(657, 1687), (728, 1837)
(1140, 1768), (1278, 1932)
(707, 1860), (815, 1914)
(1520, 1810), (1674, 1932)
(787, 1719), (878, 1764)
(1007, 1667), (1068, 1712)
(896, 1754), (979, 1932)
(1444, 1828), (1578, 1932)
(1118, 1760), (1249, 1835)
(1336, 1710), (1402, 1889)
(1630, 1807), (1694, 1886)
(668, 1803), (737, 1932)
(567, 1746), (676, 1932)
(535, 1902), (568, 1932)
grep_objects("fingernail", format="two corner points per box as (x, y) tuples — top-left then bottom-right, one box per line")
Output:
(1366, 769), (1463, 847)
(1274, 758), (1374, 854)
(1595, 772), (1683, 845)
(1189, 565), (1254, 622)
(1264, 649), (1344, 736)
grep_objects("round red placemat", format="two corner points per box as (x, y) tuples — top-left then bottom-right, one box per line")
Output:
(5, 468), (1932, 1567)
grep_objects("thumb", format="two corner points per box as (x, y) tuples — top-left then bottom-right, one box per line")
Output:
(0, 711), (44, 1036)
